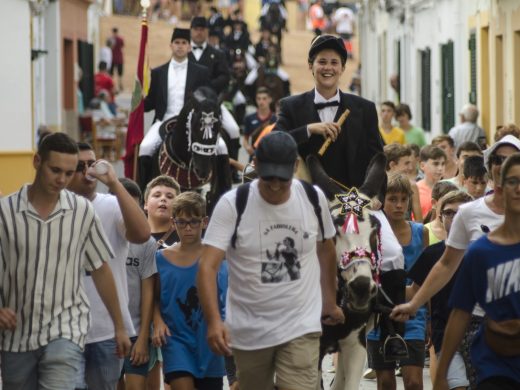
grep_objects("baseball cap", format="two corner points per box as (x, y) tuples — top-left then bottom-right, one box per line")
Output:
(483, 134), (520, 168)
(308, 34), (348, 63)
(255, 131), (298, 181)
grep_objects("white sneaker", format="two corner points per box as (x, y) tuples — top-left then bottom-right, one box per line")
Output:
(363, 368), (376, 380)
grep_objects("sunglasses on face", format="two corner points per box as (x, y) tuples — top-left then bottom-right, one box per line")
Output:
(260, 176), (290, 183)
(174, 219), (202, 229)
(76, 160), (96, 172)
(503, 176), (520, 189)
(440, 209), (458, 219)
(489, 154), (508, 166)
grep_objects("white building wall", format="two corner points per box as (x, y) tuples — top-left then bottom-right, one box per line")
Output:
(358, 0), (502, 137)
(44, 1), (62, 131)
(0, 0), (33, 151)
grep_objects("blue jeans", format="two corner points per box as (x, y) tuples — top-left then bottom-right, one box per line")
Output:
(0, 338), (82, 390)
(77, 338), (123, 390)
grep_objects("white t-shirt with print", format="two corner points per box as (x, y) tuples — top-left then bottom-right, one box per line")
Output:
(446, 196), (503, 250)
(84, 193), (136, 343)
(446, 195), (503, 316)
(126, 237), (158, 332)
(203, 180), (335, 350)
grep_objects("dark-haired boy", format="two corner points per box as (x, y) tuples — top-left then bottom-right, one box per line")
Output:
(379, 101), (405, 145)
(67, 142), (150, 389)
(242, 87), (276, 157)
(417, 145), (447, 217)
(274, 34), (383, 189)
(0, 133), (131, 389)
(443, 141), (483, 189)
(432, 135), (457, 179)
(461, 155), (488, 199)
(384, 143), (423, 221)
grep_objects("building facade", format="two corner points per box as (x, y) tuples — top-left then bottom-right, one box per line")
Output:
(358, 0), (520, 142)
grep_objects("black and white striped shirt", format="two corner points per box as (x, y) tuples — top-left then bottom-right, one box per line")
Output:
(0, 186), (113, 352)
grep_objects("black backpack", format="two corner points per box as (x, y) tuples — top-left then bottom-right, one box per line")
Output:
(230, 180), (326, 249)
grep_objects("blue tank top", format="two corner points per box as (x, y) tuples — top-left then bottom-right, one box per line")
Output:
(402, 222), (427, 340)
(156, 250), (227, 377)
(368, 222), (427, 341)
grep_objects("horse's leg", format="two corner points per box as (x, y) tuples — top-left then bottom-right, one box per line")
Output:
(333, 331), (367, 390)
(277, 30), (283, 63)
(207, 151), (232, 216)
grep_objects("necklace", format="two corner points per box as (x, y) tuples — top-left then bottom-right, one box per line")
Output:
(156, 225), (175, 248)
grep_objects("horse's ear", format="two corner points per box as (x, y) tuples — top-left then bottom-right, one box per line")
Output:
(359, 153), (387, 199)
(306, 154), (344, 200)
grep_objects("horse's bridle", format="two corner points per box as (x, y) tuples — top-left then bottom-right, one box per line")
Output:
(159, 108), (220, 189)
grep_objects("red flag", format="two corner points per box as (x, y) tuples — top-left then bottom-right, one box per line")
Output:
(124, 16), (149, 179)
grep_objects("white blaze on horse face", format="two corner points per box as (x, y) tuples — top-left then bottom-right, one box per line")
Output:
(329, 197), (380, 310)
(186, 109), (219, 156)
(200, 111), (219, 139)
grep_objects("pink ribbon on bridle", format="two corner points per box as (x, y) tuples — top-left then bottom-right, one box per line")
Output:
(342, 212), (359, 234)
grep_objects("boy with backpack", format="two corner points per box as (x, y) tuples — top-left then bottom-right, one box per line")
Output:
(197, 131), (343, 390)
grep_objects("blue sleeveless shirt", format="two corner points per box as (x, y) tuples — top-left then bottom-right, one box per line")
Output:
(156, 249), (227, 377)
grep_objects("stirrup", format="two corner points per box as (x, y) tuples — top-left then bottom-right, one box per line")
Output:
(383, 334), (409, 362)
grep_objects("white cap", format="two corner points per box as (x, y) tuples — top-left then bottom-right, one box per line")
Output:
(483, 134), (520, 167)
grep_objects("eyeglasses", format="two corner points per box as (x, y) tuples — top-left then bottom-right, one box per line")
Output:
(174, 219), (202, 229)
(489, 154), (508, 166)
(440, 209), (458, 219)
(260, 176), (290, 183)
(76, 160), (96, 172)
(503, 176), (520, 189)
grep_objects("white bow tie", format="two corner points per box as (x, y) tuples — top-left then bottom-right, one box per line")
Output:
(172, 62), (187, 70)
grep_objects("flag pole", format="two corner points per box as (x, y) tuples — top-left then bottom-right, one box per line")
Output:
(124, 0), (150, 179)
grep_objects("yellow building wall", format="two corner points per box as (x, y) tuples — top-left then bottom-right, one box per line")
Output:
(0, 152), (35, 196)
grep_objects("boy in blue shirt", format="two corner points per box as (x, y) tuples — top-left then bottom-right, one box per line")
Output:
(435, 153), (520, 390)
(367, 172), (429, 390)
(155, 192), (227, 389)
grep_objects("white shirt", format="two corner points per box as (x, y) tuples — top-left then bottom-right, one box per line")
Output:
(203, 180), (336, 350)
(333, 7), (354, 35)
(446, 196), (503, 249)
(163, 58), (188, 120)
(84, 193), (136, 343)
(314, 88), (340, 123)
(446, 195), (503, 317)
(190, 41), (207, 61)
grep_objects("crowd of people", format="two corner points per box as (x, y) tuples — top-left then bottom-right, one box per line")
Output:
(1, 2), (520, 390)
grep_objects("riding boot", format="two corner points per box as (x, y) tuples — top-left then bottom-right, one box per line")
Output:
(228, 138), (242, 183)
(137, 155), (154, 193)
(378, 269), (408, 362)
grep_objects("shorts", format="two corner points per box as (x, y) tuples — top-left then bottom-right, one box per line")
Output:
(366, 339), (425, 370)
(110, 63), (123, 77)
(477, 376), (520, 390)
(164, 371), (223, 390)
(436, 351), (469, 389)
(121, 337), (159, 377)
(232, 332), (320, 390)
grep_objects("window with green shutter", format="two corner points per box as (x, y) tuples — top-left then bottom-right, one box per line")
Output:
(469, 31), (477, 104)
(421, 48), (431, 131)
(441, 40), (455, 132)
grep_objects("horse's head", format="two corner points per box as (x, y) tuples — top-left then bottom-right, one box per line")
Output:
(181, 87), (222, 179)
(307, 153), (387, 312)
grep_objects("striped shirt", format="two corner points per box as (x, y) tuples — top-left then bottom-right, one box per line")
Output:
(0, 185), (113, 352)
